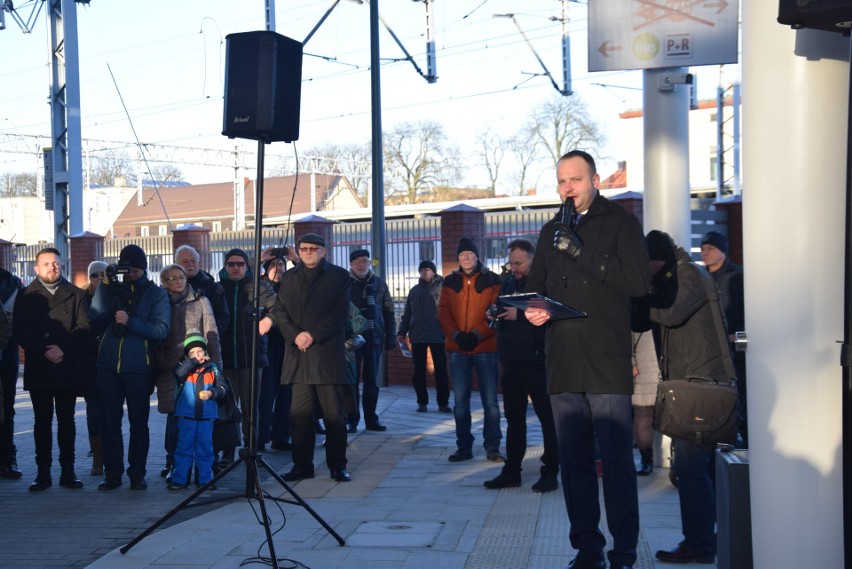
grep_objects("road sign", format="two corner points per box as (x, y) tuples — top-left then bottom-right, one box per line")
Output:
(589, 0), (739, 72)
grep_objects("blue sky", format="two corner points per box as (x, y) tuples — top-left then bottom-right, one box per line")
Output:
(0, 0), (738, 188)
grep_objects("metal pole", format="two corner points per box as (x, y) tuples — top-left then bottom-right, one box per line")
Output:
(370, 0), (386, 282)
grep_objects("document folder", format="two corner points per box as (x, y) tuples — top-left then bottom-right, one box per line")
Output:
(498, 293), (586, 320)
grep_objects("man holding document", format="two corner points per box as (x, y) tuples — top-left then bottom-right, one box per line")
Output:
(525, 150), (650, 569)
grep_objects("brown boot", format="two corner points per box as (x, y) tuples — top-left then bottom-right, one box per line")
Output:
(89, 436), (103, 476)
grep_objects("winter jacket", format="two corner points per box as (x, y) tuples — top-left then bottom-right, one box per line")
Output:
(272, 258), (350, 386)
(345, 301), (369, 384)
(398, 275), (445, 344)
(437, 261), (502, 354)
(90, 274), (170, 375)
(174, 360), (225, 420)
(349, 269), (396, 349)
(495, 274), (546, 366)
(14, 277), (90, 392)
(648, 248), (729, 382)
(218, 265), (277, 369)
(154, 285), (223, 413)
(188, 269), (229, 335)
(527, 193), (650, 395)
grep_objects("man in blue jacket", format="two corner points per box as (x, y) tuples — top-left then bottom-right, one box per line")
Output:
(90, 244), (170, 491)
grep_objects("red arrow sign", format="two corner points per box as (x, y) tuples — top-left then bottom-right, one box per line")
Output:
(598, 40), (623, 58)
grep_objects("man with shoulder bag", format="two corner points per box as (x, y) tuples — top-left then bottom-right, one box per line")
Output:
(639, 230), (739, 565)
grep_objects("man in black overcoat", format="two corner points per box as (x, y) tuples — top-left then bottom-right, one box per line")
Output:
(526, 150), (650, 569)
(271, 233), (352, 483)
(14, 247), (90, 491)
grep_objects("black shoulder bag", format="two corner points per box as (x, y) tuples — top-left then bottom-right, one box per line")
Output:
(654, 265), (740, 445)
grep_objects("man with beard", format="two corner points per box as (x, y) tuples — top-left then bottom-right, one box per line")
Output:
(14, 248), (90, 491)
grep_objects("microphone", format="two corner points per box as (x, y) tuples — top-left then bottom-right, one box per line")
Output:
(560, 197), (576, 228)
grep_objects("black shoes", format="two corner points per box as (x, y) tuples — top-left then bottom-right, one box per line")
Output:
(637, 448), (653, 476)
(655, 543), (715, 564)
(448, 449), (473, 462)
(98, 476), (122, 491)
(271, 441), (292, 451)
(531, 466), (559, 493)
(566, 556), (606, 569)
(486, 451), (506, 463)
(130, 477), (148, 490)
(365, 422), (387, 432)
(438, 405), (452, 413)
(330, 468), (351, 482)
(29, 467), (52, 492)
(59, 466), (83, 489)
(416, 405), (427, 412)
(0, 462), (23, 480)
(282, 467), (315, 482)
(483, 469), (521, 489)
(347, 424), (358, 434)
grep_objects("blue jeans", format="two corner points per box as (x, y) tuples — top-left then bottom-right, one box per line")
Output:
(99, 369), (154, 480)
(550, 392), (638, 567)
(673, 438), (717, 556)
(449, 351), (501, 454)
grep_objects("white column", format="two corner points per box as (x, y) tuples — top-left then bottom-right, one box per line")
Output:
(742, 4), (849, 567)
(642, 68), (691, 248)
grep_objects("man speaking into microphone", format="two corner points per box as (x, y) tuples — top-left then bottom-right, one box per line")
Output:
(526, 150), (649, 569)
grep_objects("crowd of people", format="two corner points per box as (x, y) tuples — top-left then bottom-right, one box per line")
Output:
(0, 149), (746, 568)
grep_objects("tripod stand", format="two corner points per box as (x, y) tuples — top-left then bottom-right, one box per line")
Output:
(121, 139), (345, 567)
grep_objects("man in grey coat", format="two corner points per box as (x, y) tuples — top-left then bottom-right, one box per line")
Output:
(272, 233), (352, 483)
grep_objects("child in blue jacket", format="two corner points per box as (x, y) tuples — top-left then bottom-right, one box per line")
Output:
(169, 335), (225, 490)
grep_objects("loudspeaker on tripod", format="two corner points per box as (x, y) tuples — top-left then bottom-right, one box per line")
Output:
(222, 31), (303, 143)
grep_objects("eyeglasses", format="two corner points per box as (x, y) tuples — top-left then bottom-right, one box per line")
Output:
(299, 246), (322, 253)
(163, 275), (187, 282)
(90, 272), (106, 279)
(226, 261), (246, 268)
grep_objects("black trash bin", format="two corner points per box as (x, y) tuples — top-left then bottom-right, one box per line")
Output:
(716, 447), (753, 569)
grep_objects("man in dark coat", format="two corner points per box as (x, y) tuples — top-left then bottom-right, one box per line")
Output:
(526, 150), (650, 569)
(272, 233), (352, 483)
(14, 248), (90, 491)
(0, 265), (22, 480)
(644, 230), (730, 565)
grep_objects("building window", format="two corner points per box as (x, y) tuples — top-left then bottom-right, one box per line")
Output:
(212, 221), (222, 232)
(140, 226), (150, 237)
(158, 225), (167, 236)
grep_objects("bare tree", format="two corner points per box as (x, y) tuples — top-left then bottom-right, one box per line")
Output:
(89, 148), (132, 186)
(529, 94), (605, 165)
(301, 141), (372, 199)
(475, 128), (507, 196)
(0, 172), (38, 197)
(506, 128), (543, 196)
(147, 163), (185, 184)
(383, 120), (463, 204)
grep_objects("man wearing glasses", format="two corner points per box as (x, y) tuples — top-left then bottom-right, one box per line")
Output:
(216, 248), (277, 465)
(272, 233), (352, 482)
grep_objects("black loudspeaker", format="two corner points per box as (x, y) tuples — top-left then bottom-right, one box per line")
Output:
(778, 0), (852, 34)
(222, 31), (303, 143)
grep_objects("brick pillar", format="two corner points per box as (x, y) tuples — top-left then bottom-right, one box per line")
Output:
(610, 191), (645, 227)
(173, 224), (213, 272)
(438, 204), (485, 273)
(716, 197), (743, 266)
(293, 215), (336, 248)
(69, 232), (105, 289)
(0, 240), (15, 274)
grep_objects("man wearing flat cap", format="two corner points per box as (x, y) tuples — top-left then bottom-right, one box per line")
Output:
(348, 248), (396, 432)
(397, 260), (450, 413)
(700, 230), (746, 445)
(89, 244), (170, 491)
(272, 233), (352, 482)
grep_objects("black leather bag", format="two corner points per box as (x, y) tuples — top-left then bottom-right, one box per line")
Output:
(655, 378), (739, 445)
(213, 376), (242, 452)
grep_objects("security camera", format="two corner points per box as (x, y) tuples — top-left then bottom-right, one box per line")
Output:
(657, 73), (694, 91)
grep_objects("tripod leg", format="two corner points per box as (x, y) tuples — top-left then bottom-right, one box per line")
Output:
(120, 456), (245, 554)
(257, 456), (346, 545)
(246, 457), (281, 569)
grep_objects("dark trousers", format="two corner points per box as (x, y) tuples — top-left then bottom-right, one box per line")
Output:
(550, 392), (638, 568)
(29, 388), (78, 466)
(289, 383), (347, 472)
(224, 368), (261, 447)
(82, 388), (103, 439)
(257, 365), (277, 446)
(673, 438), (717, 556)
(271, 384), (292, 445)
(353, 346), (382, 426)
(501, 363), (558, 474)
(164, 412), (178, 463)
(411, 342), (449, 407)
(99, 369), (153, 480)
(0, 341), (19, 462)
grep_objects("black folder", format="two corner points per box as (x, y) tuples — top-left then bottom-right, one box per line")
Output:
(498, 292), (587, 320)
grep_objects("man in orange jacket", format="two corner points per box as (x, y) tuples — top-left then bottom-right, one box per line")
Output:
(437, 237), (504, 462)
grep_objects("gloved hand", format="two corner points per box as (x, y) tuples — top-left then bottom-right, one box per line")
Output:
(455, 331), (479, 352)
(553, 223), (583, 261)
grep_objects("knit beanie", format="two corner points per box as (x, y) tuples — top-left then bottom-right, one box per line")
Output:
(350, 249), (370, 262)
(88, 261), (108, 277)
(118, 244), (148, 271)
(224, 248), (249, 264)
(700, 231), (729, 255)
(645, 230), (677, 263)
(456, 237), (479, 258)
(183, 334), (207, 356)
(418, 260), (437, 273)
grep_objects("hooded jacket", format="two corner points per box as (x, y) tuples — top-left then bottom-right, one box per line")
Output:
(437, 261), (502, 354)
(174, 360), (225, 420)
(218, 264), (277, 369)
(398, 274), (445, 344)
